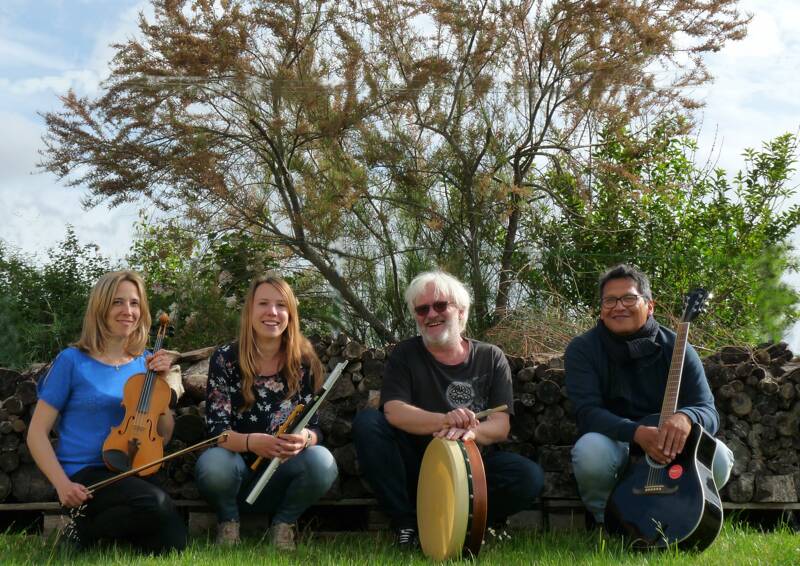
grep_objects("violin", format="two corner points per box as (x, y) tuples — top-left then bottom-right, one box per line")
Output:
(102, 313), (173, 475)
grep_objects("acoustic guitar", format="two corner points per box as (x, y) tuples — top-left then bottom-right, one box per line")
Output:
(604, 288), (723, 551)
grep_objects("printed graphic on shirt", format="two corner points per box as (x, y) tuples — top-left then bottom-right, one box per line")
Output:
(446, 381), (475, 408)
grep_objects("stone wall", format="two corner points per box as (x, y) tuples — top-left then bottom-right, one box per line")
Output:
(2, 336), (799, 504)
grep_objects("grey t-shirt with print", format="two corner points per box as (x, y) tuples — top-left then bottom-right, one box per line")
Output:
(380, 336), (514, 415)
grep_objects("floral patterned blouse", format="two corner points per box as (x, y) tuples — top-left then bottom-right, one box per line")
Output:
(205, 343), (321, 457)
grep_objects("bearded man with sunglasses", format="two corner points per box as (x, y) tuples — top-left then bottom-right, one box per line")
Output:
(565, 264), (733, 526)
(353, 270), (544, 549)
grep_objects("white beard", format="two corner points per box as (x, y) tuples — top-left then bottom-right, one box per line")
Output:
(418, 319), (459, 348)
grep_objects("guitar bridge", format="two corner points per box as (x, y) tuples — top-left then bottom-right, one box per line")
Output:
(633, 484), (679, 495)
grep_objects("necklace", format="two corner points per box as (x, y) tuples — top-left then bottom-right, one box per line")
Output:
(98, 355), (132, 370)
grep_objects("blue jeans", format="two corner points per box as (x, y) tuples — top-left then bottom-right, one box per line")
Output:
(352, 408), (544, 529)
(195, 445), (338, 524)
(571, 432), (735, 523)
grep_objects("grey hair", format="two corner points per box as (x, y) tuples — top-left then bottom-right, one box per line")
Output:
(404, 271), (471, 331)
(598, 264), (653, 301)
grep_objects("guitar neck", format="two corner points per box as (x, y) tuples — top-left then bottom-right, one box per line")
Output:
(658, 321), (689, 427)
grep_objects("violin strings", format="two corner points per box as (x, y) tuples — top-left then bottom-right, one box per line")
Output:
(132, 326), (166, 449)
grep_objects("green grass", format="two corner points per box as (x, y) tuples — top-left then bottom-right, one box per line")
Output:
(0, 522), (798, 566)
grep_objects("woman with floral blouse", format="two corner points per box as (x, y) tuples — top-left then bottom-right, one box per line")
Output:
(195, 274), (338, 550)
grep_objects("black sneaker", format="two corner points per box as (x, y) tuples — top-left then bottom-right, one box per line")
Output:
(395, 527), (419, 550)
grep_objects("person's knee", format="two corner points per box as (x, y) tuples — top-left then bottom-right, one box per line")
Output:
(352, 409), (388, 443)
(571, 433), (620, 481)
(128, 484), (179, 520)
(512, 458), (544, 500)
(303, 446), (339, 492)
(150, 488), (180, 519)
(713, 441), (734, 488)
(195, 448), (241, 493)
(486, 452), (545, 499)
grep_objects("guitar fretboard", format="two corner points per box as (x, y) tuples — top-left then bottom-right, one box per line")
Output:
(658, 322), (689, 427)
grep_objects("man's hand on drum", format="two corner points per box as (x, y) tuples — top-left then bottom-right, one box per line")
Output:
(444, 408), (479, 430)
(434, 427), (476, 441)
(435, 408), (478, 440)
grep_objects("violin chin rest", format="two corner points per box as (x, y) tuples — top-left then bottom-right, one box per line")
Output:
(103, 449), (132, 473)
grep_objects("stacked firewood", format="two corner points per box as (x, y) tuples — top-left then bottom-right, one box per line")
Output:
(0, 366), (53, 503)
(1, 337), (799, 504)
(704, 342), (800, 503)
(503, 355), (581, 499)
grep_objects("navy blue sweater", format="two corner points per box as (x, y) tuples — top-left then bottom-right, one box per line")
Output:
(564, 324), (719, 443)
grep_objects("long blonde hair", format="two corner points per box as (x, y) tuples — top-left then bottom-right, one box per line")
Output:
(74, 271), (151, 356)
(238, 274), (323, 412)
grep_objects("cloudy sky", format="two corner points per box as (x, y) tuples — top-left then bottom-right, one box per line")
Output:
(1, 1), (799, 337)
(1, 0), (148, 262)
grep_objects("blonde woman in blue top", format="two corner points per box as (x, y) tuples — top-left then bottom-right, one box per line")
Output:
(26, 271), (186, 553)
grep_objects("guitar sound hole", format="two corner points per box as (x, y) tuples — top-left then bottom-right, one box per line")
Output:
(644, 454), (668, 469)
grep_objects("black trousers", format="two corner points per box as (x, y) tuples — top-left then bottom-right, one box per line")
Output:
(352, 409), (545, 530)
(69, 467), (187, 554)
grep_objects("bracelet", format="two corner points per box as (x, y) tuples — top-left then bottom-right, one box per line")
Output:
(245, 433), (251, 452)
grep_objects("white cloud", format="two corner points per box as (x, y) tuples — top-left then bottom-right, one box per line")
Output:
(722, 10), (783, 59)
(688, 0), (800, 176)
(2, 70), (101, 97)
(86, 2), (152, 81)
(0, 2), (151, 264)
(0, 111), (43, 180)
(0, 37), (71, 71)
(1, 175), (141, 264)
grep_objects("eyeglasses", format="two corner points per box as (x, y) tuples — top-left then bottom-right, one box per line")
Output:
(601, 294), (645, 309)
(414, 301), (450, 316)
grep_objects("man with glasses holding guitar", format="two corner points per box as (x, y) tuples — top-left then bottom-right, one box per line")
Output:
(353, 270), (544, 550)
(565, 264), (734, 549)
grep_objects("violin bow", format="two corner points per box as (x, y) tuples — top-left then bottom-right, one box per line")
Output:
(87, 432), (228, 494)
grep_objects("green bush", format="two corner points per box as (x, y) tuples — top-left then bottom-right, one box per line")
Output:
(0, 228), (112, 369)
(525, 124), (800, 348)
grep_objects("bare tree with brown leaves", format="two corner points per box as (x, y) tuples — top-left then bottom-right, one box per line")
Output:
(358, 0), (749, 326)
(40, 0), (749, 340)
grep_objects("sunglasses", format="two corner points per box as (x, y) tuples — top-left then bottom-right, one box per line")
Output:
(413, 301), (450, 317)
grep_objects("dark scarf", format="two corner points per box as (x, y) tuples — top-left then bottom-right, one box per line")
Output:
(597, 315), (661, 365)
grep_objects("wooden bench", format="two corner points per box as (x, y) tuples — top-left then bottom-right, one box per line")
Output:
(4, 498), (798, 538)
(0, 498), (384, 538)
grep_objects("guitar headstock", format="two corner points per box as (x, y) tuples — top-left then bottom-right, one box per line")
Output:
(681, 288), (709, 323)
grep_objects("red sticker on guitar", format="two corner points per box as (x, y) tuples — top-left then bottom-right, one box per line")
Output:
(668, 465), (683, 479)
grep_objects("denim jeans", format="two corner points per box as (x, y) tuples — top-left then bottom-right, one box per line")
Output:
(571, 431), (735, 523)
(352, 408), (544, 530)
(195, 445), (338, 524)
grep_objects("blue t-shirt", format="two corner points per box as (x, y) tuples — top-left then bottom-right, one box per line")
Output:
(37, 347), (148, 477)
